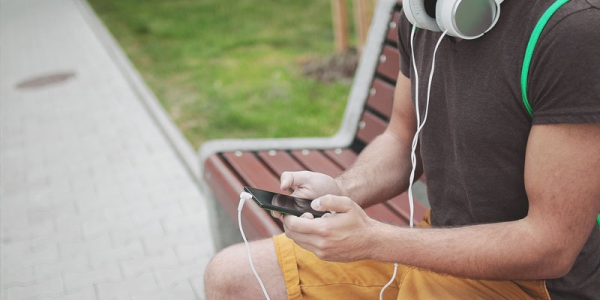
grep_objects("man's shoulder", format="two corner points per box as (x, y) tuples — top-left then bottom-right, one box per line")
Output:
(538, 0), (600, 49)
(585, 0), (600, 8)
(528, 1), (600, 124)
(550, 0), (600, 29)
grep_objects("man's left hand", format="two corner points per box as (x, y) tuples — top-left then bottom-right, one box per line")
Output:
(279, 195), (378, 262)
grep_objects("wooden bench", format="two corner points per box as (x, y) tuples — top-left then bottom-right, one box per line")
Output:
(198, 0), (429, 250)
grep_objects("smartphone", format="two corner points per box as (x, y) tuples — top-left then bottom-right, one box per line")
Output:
(244, 186), (327, 218)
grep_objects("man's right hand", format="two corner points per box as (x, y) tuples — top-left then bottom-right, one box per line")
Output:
(271, 171), (345, 219)
(280, 171), (344, 199)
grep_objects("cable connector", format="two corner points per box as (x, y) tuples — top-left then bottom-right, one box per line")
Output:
(239, 192), (252, 211)
(240, 191), (252, 200)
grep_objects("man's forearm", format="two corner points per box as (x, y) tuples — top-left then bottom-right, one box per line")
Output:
(336, 130), (420, 208)
(361, 123), (600, 281)
(368, 218), (583, 280)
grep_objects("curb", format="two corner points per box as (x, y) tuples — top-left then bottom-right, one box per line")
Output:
(74, 0), (201, 184)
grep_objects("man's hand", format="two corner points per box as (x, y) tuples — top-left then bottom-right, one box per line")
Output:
(280, 171), (344, 198)
(278, 195), (378, 262)
(272, 171), (346, 219)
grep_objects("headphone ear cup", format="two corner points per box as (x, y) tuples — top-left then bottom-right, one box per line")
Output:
(437, 0), (500, 39)
(403, 0), (441, 32)
(435, 0), (451, 33)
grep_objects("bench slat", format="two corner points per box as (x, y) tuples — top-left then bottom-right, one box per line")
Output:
(291, 149), (344, 178)
(323, 148), (357, 169)
(223, 151), (281, 193)
(258, 150), (305, 176)
(356, 111), (388, 145)
(376, 45), (400, 81)
(366, 78), (395, 119)
(386, 11), (401, 45)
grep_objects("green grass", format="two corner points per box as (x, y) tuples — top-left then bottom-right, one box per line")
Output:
(89, 0), (352, 149)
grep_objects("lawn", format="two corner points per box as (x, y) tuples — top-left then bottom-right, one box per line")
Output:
(88, 0), (354, 149)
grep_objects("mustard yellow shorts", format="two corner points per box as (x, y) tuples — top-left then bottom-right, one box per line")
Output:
(273, 212), (550, 300)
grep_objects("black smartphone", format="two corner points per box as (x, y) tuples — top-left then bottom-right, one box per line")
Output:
(244, 186), (327, 218)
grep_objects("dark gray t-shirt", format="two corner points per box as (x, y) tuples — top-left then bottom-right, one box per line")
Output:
(397, 0), (600, 298)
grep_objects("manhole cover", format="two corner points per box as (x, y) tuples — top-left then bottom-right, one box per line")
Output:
(16, 71), (76, 89)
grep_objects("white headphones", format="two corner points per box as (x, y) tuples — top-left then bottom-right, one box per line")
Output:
(404, 0), (503, 40)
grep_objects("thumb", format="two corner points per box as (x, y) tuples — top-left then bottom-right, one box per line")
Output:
(311, 195), (355, 213)
(280, 171), (312, 193)
(280, 171), (295, 192)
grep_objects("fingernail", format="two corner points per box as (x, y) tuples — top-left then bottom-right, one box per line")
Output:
(312, 198), (321, 210)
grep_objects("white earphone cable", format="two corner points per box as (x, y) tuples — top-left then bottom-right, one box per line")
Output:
(408, 25), (421, 229)
(239, 192), (271, 300)
(379, 262), (399, 300)
(408, 28), (448, 228)
(379, 27), (447, 300)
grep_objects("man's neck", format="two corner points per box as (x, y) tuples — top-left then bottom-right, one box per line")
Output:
(449, 36), (463, 43)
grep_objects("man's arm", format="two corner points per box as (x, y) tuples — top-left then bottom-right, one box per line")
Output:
(334, 72), (420, 208)
(280, 72), (419, 207)
(289, 122), (600, 279)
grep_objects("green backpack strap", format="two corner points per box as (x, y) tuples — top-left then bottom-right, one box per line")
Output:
(520, 0), (569, 119)
(521, 0), (600, 229)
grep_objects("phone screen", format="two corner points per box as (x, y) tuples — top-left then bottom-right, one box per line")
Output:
(244, 186), (326, 217)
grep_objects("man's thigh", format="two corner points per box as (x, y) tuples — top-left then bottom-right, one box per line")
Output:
(275, 234), (550, 300)
(274, 233), (400, 300)
(398, 267), (550, 300)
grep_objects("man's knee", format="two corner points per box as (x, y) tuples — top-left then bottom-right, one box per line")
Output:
(204, 238), (287, 300)
(204, 243), (247, 298)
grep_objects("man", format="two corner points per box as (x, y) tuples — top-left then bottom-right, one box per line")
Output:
(204, 0), (600, 298)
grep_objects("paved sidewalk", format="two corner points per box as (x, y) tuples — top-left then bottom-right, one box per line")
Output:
(1, 0), (215, 299)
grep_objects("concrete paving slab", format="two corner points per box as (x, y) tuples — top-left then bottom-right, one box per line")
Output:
(0, 0), (215, 298)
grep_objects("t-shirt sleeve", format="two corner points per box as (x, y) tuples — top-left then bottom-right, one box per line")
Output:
(397, 10), (413, 79)
(528, 7), (600, 124)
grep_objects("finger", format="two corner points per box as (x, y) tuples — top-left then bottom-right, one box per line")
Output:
(282, 214), (318, 234)
(280, 171), (314, 194)
(300, 212), (315, 219)
(284, 230), (319, 252)
(271, 211), (282, 219)
(312, 195), (355, 213)
(279, 171), (295, 192)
